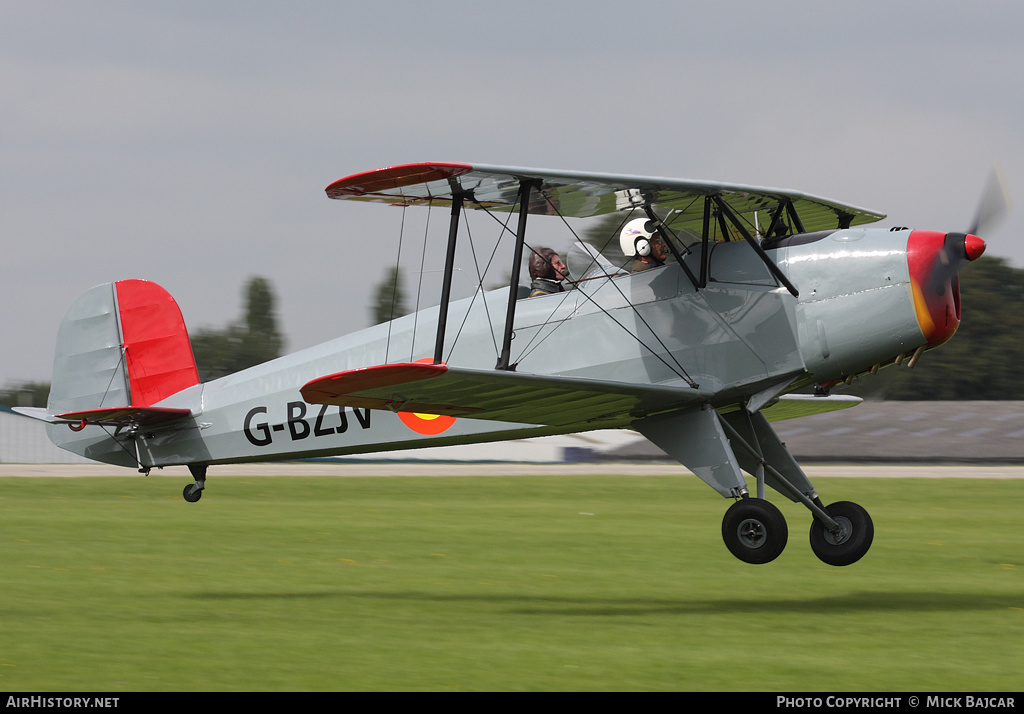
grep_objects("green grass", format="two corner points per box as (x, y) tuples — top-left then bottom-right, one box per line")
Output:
(0, 473), (1020, 691)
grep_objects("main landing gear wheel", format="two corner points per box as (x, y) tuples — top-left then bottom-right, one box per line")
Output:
(722, 498), (788, 564)
(809, 501), (873, 566)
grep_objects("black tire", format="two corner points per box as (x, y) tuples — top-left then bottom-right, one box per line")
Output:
(183, 484), (202, 503)
(809, 501), (873, 566)
(722, 498), (788, 564)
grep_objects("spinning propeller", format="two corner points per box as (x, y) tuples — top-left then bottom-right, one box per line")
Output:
(968, 165), (1012, 237)
(925, 167), (1009, 296)
(925, 231), (987, 297)
(909, 167), (1010, 346)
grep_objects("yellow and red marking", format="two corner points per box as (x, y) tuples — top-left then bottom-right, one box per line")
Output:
(905, 230), (981, 348)
(398, 410), (456, 435)
(397, 359), (456, 435)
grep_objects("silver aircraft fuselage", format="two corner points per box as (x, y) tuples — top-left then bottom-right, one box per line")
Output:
(47, 228), (944, 469)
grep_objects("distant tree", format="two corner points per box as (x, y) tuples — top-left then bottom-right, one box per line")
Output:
(190, 276), (285, 381)
(0, 381), (50, 408)
(238, 276), (285, 365)
(371, 266), (409, 325)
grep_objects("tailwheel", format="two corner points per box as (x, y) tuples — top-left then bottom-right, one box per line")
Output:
(809, 501), (873, 566)
(722, 498), (788, 564)
(183, 464), (207, 503)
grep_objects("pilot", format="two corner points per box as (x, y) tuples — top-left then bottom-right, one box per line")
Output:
(528, 247), (569, 296)
(620, 218), (668, 273)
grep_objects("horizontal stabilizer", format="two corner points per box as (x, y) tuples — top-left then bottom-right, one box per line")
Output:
(55, 406), (192, 428)
(9, 406), (64, 423)
(301, 362), (704, 428)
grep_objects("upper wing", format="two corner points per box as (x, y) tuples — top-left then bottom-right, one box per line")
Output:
(300, 362), (705, 428)
(325, 162), (885, 234)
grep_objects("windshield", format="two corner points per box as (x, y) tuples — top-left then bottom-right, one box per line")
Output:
(565, 241), (628, 284)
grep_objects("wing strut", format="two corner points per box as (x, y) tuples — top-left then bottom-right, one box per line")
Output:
(763, 200), (790, 240)
(712, 195), (800, 298)
(787, 200), (807, 233)
(496, 179), (536, 370)
(643, 204), (701, 291)
(434, 192), (464, 364)
(700, 196), (712, 288)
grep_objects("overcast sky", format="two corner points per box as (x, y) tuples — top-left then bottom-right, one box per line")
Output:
(3, 1), (1022, 388)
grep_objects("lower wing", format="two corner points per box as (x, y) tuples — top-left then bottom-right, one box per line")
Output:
(301, 362), (705, 428)
(300, 362), (861, 429)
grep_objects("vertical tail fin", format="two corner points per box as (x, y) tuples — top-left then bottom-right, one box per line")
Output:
(43, 279), (200, 467)
(48, 279), (200, 415)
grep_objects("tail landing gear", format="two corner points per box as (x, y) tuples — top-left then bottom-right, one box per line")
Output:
(183, 463), (207, 503)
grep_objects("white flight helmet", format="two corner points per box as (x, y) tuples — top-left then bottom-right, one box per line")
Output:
(619, 218), (655, 257)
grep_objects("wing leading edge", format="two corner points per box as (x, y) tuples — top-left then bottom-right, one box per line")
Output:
(325, 162), (885, 234)
(300, 362), (707, 428)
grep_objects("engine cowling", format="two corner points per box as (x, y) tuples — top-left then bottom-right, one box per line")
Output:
(906, 230), (986, 347)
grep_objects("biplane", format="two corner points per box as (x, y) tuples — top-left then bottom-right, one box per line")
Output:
(13, 161), (1003, 566)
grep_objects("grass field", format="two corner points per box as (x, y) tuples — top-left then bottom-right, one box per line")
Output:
(0, 472), (1021, 691)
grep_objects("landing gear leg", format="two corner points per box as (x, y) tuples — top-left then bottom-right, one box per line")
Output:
(635, 405), (873, 566)
(720, 408), (873, 566)
(183, 463), (207, 503)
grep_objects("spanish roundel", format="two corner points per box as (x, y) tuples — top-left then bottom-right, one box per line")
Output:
(397, 359), (456, 435)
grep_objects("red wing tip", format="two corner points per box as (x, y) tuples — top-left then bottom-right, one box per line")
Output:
(325, 163), (473, 198)
(301, 362), (448, 401)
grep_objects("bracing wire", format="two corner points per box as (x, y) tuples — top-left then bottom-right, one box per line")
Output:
(444, 198), (519, 364)
(443, 212), (503, 361)
(91, 348), (150, 468)
(512, 206), (638, 359)
(384, 203), (407, 364)
(409, 190), (699, 388)
(513, 196), (699, 387)
(409, 202), (432, 361)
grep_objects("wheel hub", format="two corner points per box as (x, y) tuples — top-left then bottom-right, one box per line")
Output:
(824, 516), (852, 546)
(736, 518), (768, 549)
